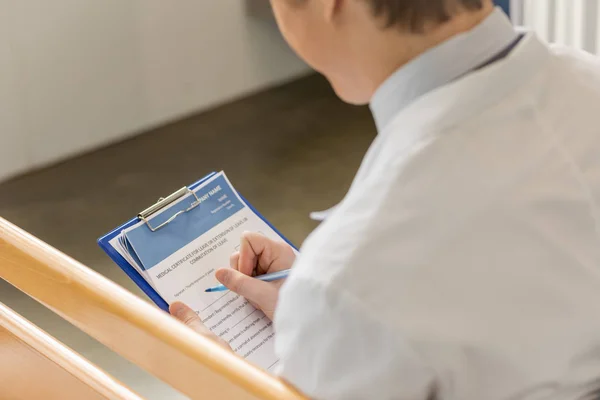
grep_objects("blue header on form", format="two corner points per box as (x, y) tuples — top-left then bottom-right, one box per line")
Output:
(124, 174), (244, 270)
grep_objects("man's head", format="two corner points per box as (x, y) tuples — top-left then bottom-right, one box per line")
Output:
(269, 0), (494, 104)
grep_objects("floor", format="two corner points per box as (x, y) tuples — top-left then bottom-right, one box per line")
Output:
(0, 74), (376, 399)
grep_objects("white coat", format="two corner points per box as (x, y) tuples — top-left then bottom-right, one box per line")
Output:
(274, 12), (600, 400)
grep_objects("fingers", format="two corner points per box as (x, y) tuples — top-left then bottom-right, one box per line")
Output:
(229, 251), (240, 270)
(238, 232), (263, 276)
(215, 268), (278, 314)
(170, 302), (205, 331)
(237, 231), (295, 276)
(169, 302), (230, 349)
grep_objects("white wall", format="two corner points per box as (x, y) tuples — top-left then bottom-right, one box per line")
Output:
(0, 0), (310, 182)
(516, 0), (600, 54)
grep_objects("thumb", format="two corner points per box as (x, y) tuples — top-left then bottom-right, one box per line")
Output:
(216, 268), (277, 308)
(170, 302), (205, 332)
(170, 301), (231, 350)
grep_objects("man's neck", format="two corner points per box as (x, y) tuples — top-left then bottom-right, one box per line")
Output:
(366, 3), (496, 96)
(367, 7), (519, 132)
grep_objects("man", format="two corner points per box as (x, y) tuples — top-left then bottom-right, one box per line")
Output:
(171, 1), (600, 398)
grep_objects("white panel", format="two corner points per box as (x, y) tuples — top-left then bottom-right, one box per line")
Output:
(554, 0), (572, 45)
(0, 0), (29, 182)
(578, 0), (597, 53)
(6, 1), (147, 168)
(522, 0), (599, 54)
(510, 0), (525, 26)
(571, 0), (586, 49)
(133, 0), (308, 122)
(0, 0), (308, 182)
(524, 0), (552, 41)
(554, 0), (586, 47)
(597, 1), (600, 54)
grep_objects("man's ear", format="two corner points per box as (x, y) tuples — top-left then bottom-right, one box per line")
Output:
(323, 0), (344, 22)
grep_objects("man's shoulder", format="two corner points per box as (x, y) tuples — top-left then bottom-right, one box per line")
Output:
(292, 148), (479, 290)
(550, 43), (600, 66)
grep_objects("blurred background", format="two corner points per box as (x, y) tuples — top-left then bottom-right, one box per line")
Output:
(0, 1), (598, 398)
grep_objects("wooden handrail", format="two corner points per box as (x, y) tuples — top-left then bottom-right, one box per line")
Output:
(0, 302), (144, 400)
(0, 217), (305, 400)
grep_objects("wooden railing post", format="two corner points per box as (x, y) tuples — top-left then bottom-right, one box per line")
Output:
(0, 302), (144, 400)
(0, 217), (305, 400)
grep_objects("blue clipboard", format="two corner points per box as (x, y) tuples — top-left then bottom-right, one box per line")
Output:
(97, 171), (295, 313)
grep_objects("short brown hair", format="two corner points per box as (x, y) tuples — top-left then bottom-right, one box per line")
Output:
(367, 0), (485, 32)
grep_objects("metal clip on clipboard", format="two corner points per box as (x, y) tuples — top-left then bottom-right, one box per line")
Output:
(138, 187), (201, 232)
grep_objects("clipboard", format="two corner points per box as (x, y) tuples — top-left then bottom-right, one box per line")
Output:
(97, 171), (295, 312)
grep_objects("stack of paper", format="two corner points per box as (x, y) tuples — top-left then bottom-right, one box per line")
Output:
(107, 172), (289, 372)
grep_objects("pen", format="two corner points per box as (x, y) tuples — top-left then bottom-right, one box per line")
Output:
(205, 269), (291, 292)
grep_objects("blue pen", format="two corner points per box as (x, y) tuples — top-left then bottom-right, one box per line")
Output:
(205, 269), (291, 292)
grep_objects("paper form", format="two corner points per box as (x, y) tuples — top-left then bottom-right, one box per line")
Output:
(110, 172), (283, 371)
(108, 235), (156, 290)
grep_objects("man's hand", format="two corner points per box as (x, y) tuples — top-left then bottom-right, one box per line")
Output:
(170, 232), (296, 340)
(169, 302), (231, 350)
(216, 231), (296, 320)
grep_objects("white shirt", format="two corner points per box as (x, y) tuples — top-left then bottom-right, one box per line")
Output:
(369, 8), (520, 133)
(274, 9), (600, 400)
(309, 8), (521, 222)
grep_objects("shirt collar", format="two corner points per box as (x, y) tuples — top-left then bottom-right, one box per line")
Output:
(369, 7), (519, 133)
